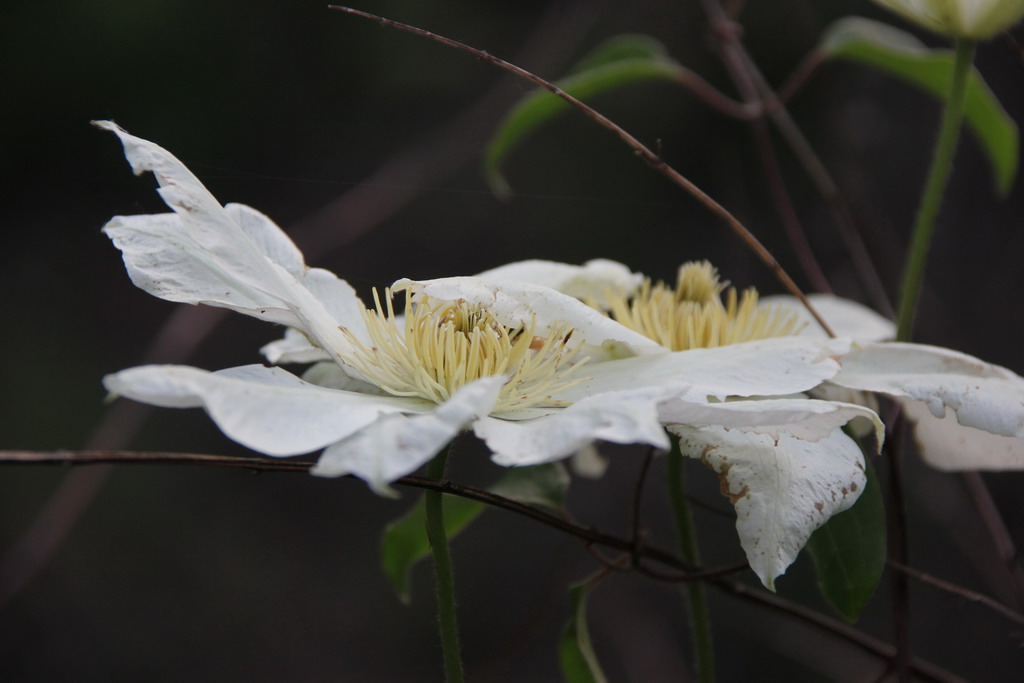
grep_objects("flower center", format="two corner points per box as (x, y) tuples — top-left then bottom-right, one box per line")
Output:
(603, 261), (803, 351)
(340, 289), (590, 413)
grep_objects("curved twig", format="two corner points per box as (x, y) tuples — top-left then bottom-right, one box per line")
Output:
(888, 559), (1024, 627)
(328, 5), (836, 337)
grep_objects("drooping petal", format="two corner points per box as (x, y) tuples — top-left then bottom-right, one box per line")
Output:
(312, 376), (506, 494)
(474, 258), (642, 308)
(96, 121), (368, 361)
(103, 364), (431, 456)
(669, 412), (871, 590)
(901, 401), (1024, 470)
(764, 294), (895, 342)
(831, 341), (1024, 469)
(394, 276), (661, 356)
(555, 337), (849, 403)
(475, 386), (676, 467)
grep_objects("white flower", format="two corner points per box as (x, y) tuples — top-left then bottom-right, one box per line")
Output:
(468, 259), (886, 588)
(96, 122), (848, 516)
(872, 0), (1024, 39)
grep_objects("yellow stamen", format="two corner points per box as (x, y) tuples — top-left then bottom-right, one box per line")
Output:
(605, 261), (803, 351)
(340, 289), (590, 413)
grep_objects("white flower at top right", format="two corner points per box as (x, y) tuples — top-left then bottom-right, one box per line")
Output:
(872, 0), (1024, 39)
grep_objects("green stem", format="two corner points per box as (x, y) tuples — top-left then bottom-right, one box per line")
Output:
(425, 445), (464, 683)
(895, 38), (976, 342)
(667, 438), (715, 683)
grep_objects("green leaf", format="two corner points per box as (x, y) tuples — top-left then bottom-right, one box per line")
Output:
(380, 463), (572, 602)
(559, 581), (608, 683)
(484, 35), (686, 198)
(819, 16), (1018, 196)
(490, 462), (571, 511)
(805, 459), (886, 622)
(568, 33), (671, 74)
(380, 493), (484, 604)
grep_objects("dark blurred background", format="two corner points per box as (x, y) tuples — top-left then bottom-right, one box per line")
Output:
(2, 0), (1023, 680)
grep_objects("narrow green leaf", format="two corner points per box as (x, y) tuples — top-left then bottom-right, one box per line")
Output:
(380, 463), (574, 602)
(380, 494), (484, 604)
(484, 35), (686, 197)
(819, 16), (1018, 196)
(805, 459), (886, 622)
(559, 581), (608, 683)
(490, 462), (571, 511)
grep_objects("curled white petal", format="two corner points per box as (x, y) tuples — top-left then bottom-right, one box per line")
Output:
(312, 376), (505, 494)
(476, 386), (674, 467)
(669, 415), (869, 590)
(474, 258), (642, 307)
(832, 342), (1024, 469)
(103, 364), (430, 456)
(832, 342), (1024, 436)
(764, 294), (895, 342)
(96, 120), (368, 362)
(395, 276), (661, 355)
(902, 402), (1024, 470)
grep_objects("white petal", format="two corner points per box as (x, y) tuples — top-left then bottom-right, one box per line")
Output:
(103, 364), (429, 456)
(570, 443), (610, 479)
(669, 422), (868, 590)
(902, 401), (1024, 471)
(96, 121), (366, 360)
(808, 383), (881, 439)
(300, 361), (388, 395)
(311, 376), (505, 494)
(394, 276), (661, 355)
(831, 342), (1024, 439)
(764, 294), (895, 341)
(474, 259), (642, 307)
(658, 397), (884, 447)
(223, 203), (306, 274)
(261, 328), (331, 365)
(475, 386), (672, 467)
(557, 337), (848, 403)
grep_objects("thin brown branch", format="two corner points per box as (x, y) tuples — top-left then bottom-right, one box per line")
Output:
(887, 413), (913, 683)
(887, 560), (1024, 627)
(630, 448), (656, 557)
(328, 5), (836, 338)
(636, 561), (748, 584)
(741, 51), (896, 318)
(698, 3), (833, 294)
(700, 0), (894, 318)
(0, 447), (966, 680)
(715, 581), (971, 683)
(960, 472), (1024, 609)
(667, 69), (761, 120)
(0, 448), (688, 571)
